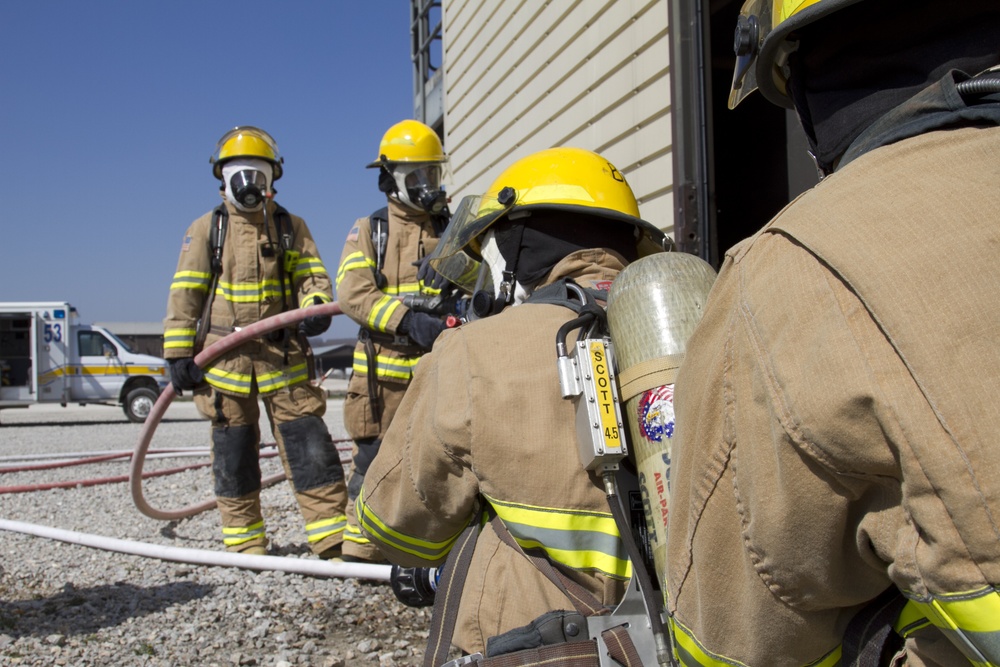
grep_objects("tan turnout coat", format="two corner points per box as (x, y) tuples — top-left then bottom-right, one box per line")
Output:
(668, 125), (1000, 667)
(358, 249), (633, 654)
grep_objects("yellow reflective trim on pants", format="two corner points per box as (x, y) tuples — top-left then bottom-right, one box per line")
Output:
(485, 494), (631, 580)
(356, 489), (459, 560)
(344, 524), (372, 545)
(305, 515), (347, 543)
(669, 617), (840, 667)
(222, 520), (265, 546)
(909, 587), (1000, 666)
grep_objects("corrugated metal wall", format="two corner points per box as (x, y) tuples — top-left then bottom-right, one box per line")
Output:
(442, 0), (674, 234)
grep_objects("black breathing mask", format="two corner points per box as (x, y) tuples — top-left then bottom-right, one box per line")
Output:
(400, 164), (447, 214)
(230, 169), (268, 209)
(414, 188), (449, 215)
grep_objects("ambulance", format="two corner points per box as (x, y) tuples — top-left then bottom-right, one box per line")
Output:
(0, 302), (169, 423)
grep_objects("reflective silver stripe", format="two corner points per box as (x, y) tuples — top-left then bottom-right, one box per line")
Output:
(222, 521), (265, 546)
(336, 251), (375, 290)
(305, 516), (347, 543)
(344, 524), (374, 545)
(357, 491), (458, 561)
(487, 495), (630, 579)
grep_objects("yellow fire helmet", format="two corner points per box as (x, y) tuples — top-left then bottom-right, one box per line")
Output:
(730, 0), (864, 109)
(428, 147), (670, 293)
(210, 126), (284, 181)
(366, 119), (447, 168)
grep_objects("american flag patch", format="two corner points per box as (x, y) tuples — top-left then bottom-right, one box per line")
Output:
(181, 235), (192, 252)
(347, 226), (359, 242)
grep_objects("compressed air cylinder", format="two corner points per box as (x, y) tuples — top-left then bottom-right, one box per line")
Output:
(606, 251), (717, 595)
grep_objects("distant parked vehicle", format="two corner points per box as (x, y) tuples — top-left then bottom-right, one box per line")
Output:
(0, 302), (169, 423)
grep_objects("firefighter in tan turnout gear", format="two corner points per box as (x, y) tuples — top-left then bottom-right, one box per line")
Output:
(357, 147), (670, 661)
(335, 119), (453, 562)
(666, 1), (1000, 665)
(163, 126), (348, 558)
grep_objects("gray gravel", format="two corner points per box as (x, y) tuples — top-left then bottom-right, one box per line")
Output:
(0, 389), (439, 666)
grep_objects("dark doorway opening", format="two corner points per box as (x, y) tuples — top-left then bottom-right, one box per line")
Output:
(672, 0), (818, 266)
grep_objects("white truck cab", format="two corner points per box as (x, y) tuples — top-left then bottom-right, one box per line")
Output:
(0, 302), (169, 423)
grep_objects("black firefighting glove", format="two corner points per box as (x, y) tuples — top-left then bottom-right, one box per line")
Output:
(299, 297), (332, 337)
(168, 357), (204, 395)
(400, 311), (447, 350)
(413, 255), (449, 292)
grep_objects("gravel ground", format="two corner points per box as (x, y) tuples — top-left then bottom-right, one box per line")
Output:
(0, 387), (442, 666)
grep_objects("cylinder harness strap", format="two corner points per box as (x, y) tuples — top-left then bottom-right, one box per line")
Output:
(266, 204), (296, 365)
(616, 354), (685, 403)
(358, 209), (392, 425)
(423, 513), (647, 667)
(357, 329), (384, 427)
(193, 203), (299, 366)
(840, 586), (907, 667)
(194, 205), (229, 354)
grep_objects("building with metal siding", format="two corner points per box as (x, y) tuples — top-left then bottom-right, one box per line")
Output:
(439, 0), (675, 233)
(413, 0), (819, 268)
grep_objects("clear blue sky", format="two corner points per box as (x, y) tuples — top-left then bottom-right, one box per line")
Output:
(0, 2), (418, 340)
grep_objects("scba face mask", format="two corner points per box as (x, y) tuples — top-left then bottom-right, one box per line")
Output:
(222, 158), (273, 212)
(393, 163), (448, 214)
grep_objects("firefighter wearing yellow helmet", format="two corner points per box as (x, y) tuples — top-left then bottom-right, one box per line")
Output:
(335, 120), (455, 562)
(164, 126), (348, 559)
(357, 147), (671, 659)
(667, 0), (1000, 665)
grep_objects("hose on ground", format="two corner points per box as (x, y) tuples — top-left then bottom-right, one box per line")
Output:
(129, 301), (344, 521)
(0, 447), (208, 463)
(0, 518), (390, 582)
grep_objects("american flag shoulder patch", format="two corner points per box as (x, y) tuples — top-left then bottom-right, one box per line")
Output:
(181, 235), (192, 252)
(347, 226), (359, 242)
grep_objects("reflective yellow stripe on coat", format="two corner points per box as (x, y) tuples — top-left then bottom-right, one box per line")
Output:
(670, 617), (840, 667)
(670, 588), (1000, 667)
(163, 327), (197, 352)
(205, 363), (309, 396)
(336, 251), (375, 290)
(907, 587), (1000, 666)
(352, 350), (421, 381)
(485, 494), (631, 581)
(356, 488), (462, 561)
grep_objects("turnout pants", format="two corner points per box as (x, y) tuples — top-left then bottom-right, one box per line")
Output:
(194, 381), (348, 555)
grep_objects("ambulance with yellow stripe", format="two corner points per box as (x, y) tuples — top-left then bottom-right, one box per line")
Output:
(0, 302), (169, 423)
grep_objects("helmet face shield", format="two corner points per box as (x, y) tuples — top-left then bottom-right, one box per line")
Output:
(729, 0), (861, 109)
(426, 193), (514, 293)
(729, 0), (775, 109)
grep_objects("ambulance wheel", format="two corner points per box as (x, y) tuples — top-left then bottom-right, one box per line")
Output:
(124, 387), (158, 423)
